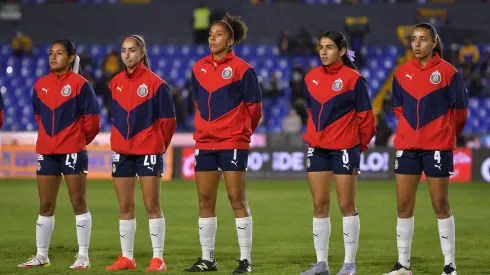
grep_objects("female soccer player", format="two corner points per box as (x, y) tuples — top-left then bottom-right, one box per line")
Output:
(184, 13), (262, 274)
(19, 39), (100, 269)
(105, 34), (176, 272)
(299, 31), (375, 275)
(383, 23), (467, 275)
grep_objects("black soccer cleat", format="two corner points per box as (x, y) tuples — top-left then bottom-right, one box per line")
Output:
(184, 257), (218, 272)
(442, 263), (457, 275)
(232, 259), (252, 274)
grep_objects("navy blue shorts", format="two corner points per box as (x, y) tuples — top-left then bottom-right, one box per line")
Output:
(306, 145), (361, 175)
(36, 150), (88, 176)
(394, 149), (454, 178)
(112, 152), (164, 177)
(194, 149), (249, 172)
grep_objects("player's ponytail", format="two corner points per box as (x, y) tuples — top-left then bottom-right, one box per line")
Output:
(321, 31), (358, 72)
(414, 22), (444, 59)
(126, 34), (151, 70)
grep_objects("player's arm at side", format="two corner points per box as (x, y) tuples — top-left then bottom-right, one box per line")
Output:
(449, 71), (468, 137)
(0, 91), (4, 128)
(303, 81), (312, 119)
(243, 68), (262, 133)
(354, 77), (376, 151)
(191, 71), (199, 109)
(391, 74), (404, 119)
(78, 82), (101, 145)
(155, 83), (177, 151)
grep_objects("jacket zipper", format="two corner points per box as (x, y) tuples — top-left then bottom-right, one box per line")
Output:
(317, 105), (324, 132)
(126, 112), (130, 140)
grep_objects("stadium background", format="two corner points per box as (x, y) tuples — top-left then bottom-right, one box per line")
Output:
(0, 1), (490, 274)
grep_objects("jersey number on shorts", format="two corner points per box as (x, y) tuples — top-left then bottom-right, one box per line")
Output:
(434, 151), (441, 164)
(342, 150), (349, 164)
(65, 153), (78, 170)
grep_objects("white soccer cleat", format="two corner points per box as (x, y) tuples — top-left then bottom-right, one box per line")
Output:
(69, 254), (90, 269)
(18, 255), (50, 268)
(441, 263), (457, 275)
(382, 262), (412, 275)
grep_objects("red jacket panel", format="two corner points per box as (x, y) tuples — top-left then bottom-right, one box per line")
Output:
(392, 54), (468, 150)
(33, 69), (100, 154)
(192, 50), (262, 150)
(303, 61), (376, 151)
(110, 62), (176, 155)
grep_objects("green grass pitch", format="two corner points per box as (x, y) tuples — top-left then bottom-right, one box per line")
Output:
(1, 179), (489, 274)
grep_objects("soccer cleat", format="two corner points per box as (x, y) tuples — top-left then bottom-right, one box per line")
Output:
(441, 263), (457, 275)
(299, 261), (329, 275)
(336, 263), (356, 275)
(146, 257), (167, 272)
(184, 257), (218, 272)
(18, 255), (50, 268)
(105, 255), (136, 271)
(233, 259), (252, 274)
(69, 254), (90, 269)
(382, 262), (412, 275)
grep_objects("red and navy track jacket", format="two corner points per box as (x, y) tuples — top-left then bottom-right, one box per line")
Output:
(0, 91), (3, 129)
(192, 50), (262, 150)
(32, 69), (100, 155)
(392, 53), (468, 150)
(303, 61), (376, 151)
(109, 62), (176, 155)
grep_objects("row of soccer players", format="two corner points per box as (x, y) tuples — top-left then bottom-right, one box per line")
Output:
(9, 13), (467, 275)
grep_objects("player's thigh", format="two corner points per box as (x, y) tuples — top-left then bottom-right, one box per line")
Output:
(422, 150), (454, 178)
(112, 177), (138, 210)
(36, 154), (63, 207)
(195, 150), (221, 204)
(140, 175), (162, 210)
(223, 171), (247, 203)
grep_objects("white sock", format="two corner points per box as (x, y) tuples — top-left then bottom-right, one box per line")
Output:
(76, 212), (92, 257)
(120, 219), (136, 259)
(313, 217), (331, 264)
(343, 215), (360, 264)
(149, 217), (166, 259)
(438, 216), (455, 267)
(199, 217), (217, 262)
(236, 216), (253, 262)
(36, 215), (55, 258)
(397, 216), (414, 268)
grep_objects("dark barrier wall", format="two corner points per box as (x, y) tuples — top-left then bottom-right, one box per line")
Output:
(1, 1), (489, 45)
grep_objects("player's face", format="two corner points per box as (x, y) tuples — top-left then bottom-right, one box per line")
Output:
(411, 28), (436, 60)
(318, 37), (346, 67)
(209, 23), (233, 55)
(49, 43), (74, 72)
(121, 38), (144, 70)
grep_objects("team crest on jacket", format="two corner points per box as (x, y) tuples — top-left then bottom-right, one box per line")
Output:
(61, 84), (72, 96)
(222, 66), (233, 79)
(430, 70), (442, 84)
(332, 78), (343, 91)
(137, 83), (149, 97)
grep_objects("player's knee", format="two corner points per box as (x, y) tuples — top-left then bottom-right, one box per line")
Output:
(39, 201), (56, 216)
(119, 202), (135, 218)
(432, 199), (450, 216)
(198, 193), (216, 210)
(397, 201), (415, 217)
(70, 196), (87, 215)
(144, 202), (162, 218)
(313, 199), (329, 216)
(230, 197), (247, 212)
(338, 201), (356, 216)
